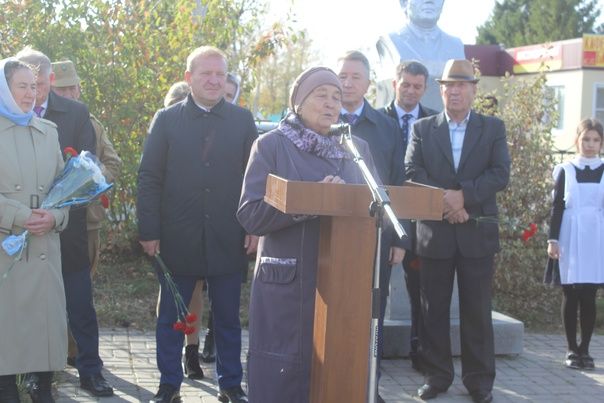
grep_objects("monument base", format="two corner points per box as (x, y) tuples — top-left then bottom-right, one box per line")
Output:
(383, 311), (524, 358)
(384, 264), (524, 358)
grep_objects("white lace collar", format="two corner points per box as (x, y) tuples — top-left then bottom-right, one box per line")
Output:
(572, 156), (603, 169)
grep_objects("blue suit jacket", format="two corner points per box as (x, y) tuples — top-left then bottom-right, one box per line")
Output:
(380, 100), (438, 158)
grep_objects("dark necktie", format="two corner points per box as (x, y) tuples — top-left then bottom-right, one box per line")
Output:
(343, 113), (358, 126)
(33, 106), (44, 117)
(401, 113), (412, 143)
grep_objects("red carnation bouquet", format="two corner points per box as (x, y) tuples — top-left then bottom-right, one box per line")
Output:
(154, 253), (197, 334)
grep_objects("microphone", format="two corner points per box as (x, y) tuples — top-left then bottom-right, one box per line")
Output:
(328, 122), (351, 136)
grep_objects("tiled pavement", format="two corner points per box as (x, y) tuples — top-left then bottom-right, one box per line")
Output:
(55, 330), (604, 402)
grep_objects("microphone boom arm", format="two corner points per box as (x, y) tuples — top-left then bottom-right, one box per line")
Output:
(340, 128), (406, 239)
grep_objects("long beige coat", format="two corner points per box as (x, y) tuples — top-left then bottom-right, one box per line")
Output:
(0, 115), (69, 376)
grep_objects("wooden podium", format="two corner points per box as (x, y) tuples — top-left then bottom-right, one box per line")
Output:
(264, 174), (443, 403)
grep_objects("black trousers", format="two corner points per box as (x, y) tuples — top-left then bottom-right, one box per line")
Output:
(403, 252), (421, 353)
(419, 254), (495, 394)
(63, 266), (103, 377)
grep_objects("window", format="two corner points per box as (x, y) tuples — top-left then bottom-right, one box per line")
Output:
(595, 84), (604, 123)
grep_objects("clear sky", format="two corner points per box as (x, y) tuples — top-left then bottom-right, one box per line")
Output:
(267, 0), (604, 67)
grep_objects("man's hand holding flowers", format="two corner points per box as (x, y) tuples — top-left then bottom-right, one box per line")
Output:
(140, 239), (160, 257)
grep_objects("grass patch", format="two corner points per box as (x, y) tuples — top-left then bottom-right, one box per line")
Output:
(93, 254), (158, 329)
(93, 253), (253, 330)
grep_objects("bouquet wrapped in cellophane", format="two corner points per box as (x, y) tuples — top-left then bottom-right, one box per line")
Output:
(1, 150), (112, 285)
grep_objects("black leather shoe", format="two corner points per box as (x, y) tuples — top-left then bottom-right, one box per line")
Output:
(417, 384), (447, 400)
(150, 384), (181, 403)
(79, 373), (113, 397)
(217, 385), (248, 402)
(471, 391), (493, 403)
(183, 344), (204, 379)
(25, 372), (54, 403)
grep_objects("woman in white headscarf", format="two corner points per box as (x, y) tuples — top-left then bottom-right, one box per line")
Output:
(0, 58), (69, 403)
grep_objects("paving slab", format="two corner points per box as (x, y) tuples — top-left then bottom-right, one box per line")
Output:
(53, 329), (604, 402)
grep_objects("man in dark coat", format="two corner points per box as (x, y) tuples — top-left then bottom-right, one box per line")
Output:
(379, 60), (437, 371)
(16, 48), (114, 398)
(405, 59), (510, 403)
(336, 50), (408, 403)
(137, 46), (257, 403)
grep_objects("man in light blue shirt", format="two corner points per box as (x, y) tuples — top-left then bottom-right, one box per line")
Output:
(405, 59), (510, 403)
(446, 110), (470, 171)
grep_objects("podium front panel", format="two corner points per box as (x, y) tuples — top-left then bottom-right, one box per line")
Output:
(310, 216), (375, 403)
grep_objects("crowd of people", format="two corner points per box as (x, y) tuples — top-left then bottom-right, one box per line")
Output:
(0, 41), (602, 403)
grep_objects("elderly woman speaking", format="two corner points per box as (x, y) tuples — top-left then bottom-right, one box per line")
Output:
(237, 67), (379, 403)
(0, 58), (68, 402)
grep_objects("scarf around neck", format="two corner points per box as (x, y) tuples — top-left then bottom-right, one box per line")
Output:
(0, 57), (34, 126)
(278, 112), (351, 160)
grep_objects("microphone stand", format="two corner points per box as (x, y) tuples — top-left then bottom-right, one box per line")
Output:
(339, 126), (406, 403)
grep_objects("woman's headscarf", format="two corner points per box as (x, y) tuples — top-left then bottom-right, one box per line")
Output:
(289, 66), (342, 114)
(279, 67), (349, 160)
(0, 57), (34, 126)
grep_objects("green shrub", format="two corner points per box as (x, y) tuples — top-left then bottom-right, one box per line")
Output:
(475, 72), (561, 328)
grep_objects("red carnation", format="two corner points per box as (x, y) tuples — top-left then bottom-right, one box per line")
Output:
(521, 222), (538, 242)
(184, 326), (196, 335)
(408, 258), (421, 271)
(172, 321), (186, 332)
(100, 194), (110, 209)
(185, 313), (197, 323)
(63, 147), (78, 158)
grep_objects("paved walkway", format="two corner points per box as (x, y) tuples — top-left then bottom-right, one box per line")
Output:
(55, 329), (604, 402)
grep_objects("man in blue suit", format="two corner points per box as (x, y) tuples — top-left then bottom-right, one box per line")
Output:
(137, 46), (257, 403)
(380, 60), (437, 372)
(405, 59), (510, 403)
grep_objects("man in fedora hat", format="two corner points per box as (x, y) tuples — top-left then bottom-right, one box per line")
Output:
(405, 59), (510, 403)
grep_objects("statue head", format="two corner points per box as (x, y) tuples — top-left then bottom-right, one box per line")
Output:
(400, 0), (444, 29)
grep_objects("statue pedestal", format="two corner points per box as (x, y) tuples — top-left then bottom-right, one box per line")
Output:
(383, 263), (524, 357)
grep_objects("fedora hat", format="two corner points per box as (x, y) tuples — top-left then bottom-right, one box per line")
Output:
(52, 60), (80, 87)
(436, 59), (479, 83)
